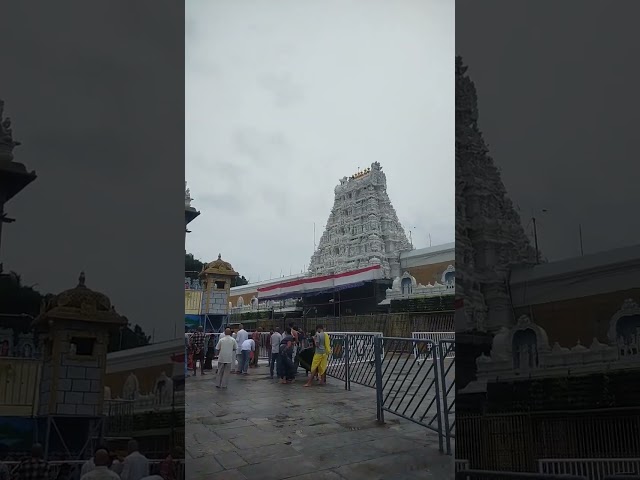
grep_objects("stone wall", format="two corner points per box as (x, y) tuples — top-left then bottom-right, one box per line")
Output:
(38, 324), (108, 417)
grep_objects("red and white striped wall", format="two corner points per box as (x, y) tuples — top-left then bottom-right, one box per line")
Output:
(258, 265), (383, 300)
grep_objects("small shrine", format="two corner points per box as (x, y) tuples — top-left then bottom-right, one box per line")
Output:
(199, 254), (238, 329)
(462, 299), (640, 393)
(382, 267), (455, 305)
(32, 272), (127, 456)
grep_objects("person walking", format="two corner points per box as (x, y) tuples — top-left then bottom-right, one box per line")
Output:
(304, 324), (331, 387)
(278, 328), (296, 384)
(269, 327), (282, 379)
(250, 328), (262, 367)
(235, 324), (248, 374)
(14, 444), (50, 480)
(215, 328), (237, 388)
(189, 326), (206, 376)
(80, 449), (120, 480)
(230, 329), (238, 372)
(240, 337), (255, 375)
(120, 440), (149, 480)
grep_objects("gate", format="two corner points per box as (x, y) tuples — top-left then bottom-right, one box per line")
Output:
(326, 332), (383, 390)
(412, 331), (455, 361)
(373, 336), (445, 451)
(439, 339), (455, 454)
(324, 333), (453, 453)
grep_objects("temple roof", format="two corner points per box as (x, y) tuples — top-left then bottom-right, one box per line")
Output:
(200, 254), (238, 277)
(33, 272), (126, 328)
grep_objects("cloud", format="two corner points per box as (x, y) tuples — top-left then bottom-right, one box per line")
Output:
(185, 0), (455, 282)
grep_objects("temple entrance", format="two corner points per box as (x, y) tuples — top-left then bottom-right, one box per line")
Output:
(512, 328), (538, 370)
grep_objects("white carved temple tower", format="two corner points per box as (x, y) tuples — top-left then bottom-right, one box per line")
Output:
(308, 162), (413, 279)
(456, 57), (537, 333)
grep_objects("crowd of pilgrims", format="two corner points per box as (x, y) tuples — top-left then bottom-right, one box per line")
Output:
(0, 441), (180, 480)
(187, 323), (325, 384)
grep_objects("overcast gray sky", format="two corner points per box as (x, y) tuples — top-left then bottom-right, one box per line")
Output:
(186, 0), (454, 282)
(457, 0), (640, 262)
(1, 1), (184, 341)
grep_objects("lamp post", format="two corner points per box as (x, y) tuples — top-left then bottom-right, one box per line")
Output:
(531, 209), (548, 264)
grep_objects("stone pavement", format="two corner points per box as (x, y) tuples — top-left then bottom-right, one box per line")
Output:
(185, 362), (453, 480)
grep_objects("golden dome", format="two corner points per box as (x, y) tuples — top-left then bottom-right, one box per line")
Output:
(34, 272), (126, 327)
(200, 254), (238, 277)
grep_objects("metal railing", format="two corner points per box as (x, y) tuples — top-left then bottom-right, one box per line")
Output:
(457, 409), (640, 472)
(326, 332), (383, 390)
(539, 459), (640, 480)
(324, 333), (455, 453)
(412, 331), (455, 361)
(456, 471), (586, 480)
(439, 339), (455, 455)
(374, 337), (445, 451)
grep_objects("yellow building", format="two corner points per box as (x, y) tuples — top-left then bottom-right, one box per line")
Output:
(184, 289), (202, 316)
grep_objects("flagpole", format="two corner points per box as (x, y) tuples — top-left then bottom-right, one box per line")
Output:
(579, 224), (584, 256)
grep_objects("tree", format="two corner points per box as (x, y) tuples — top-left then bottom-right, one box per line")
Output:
(107, 320), (151, 353)
(231, 275), (248, 287)
(0, 270), (46, 318)
(185, 253), (204, 281)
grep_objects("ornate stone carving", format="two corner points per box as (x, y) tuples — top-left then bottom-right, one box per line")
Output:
(0, 100), (21, 161)
(122, 372), (140, 400)
(185, 182), (192, 207)
(153, 371), (173, 405)
(384, 270), (454, 303)
(201, 254), (238, 277)
(455, 57), (537, 332)
(607, 298), (640, 346)
(309, 162), (413, 277)
(34, 272), (126, 328)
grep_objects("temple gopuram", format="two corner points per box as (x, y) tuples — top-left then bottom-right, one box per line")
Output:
(455, 56), (640, 472)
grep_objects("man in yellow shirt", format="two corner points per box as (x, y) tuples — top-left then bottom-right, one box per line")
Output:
(304, 325), (331, 387)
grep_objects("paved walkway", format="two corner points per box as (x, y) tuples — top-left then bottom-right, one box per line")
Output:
(185, 362), (453, 480)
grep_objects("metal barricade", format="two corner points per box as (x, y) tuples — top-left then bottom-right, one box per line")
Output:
(412, 331), (455, 362)
(457, 471), (586, 480)
(439, 339), (456, 455)
(539, 459), (640, 480)
(326, 332), (383, 390)
(373, 336), (445, 451)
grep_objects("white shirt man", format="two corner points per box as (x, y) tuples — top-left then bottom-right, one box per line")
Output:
(81, 458), (95, 477)
(120, 448), (150, 480)
(80, 450), (120, 480)
(216, 329), (237, 388)
(236, 327), (248, 345)
(81, 466), (121, 480)
(235, 327), (248, 374)
(269, 330), (282, 378)
(240, 338), (255, 374)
